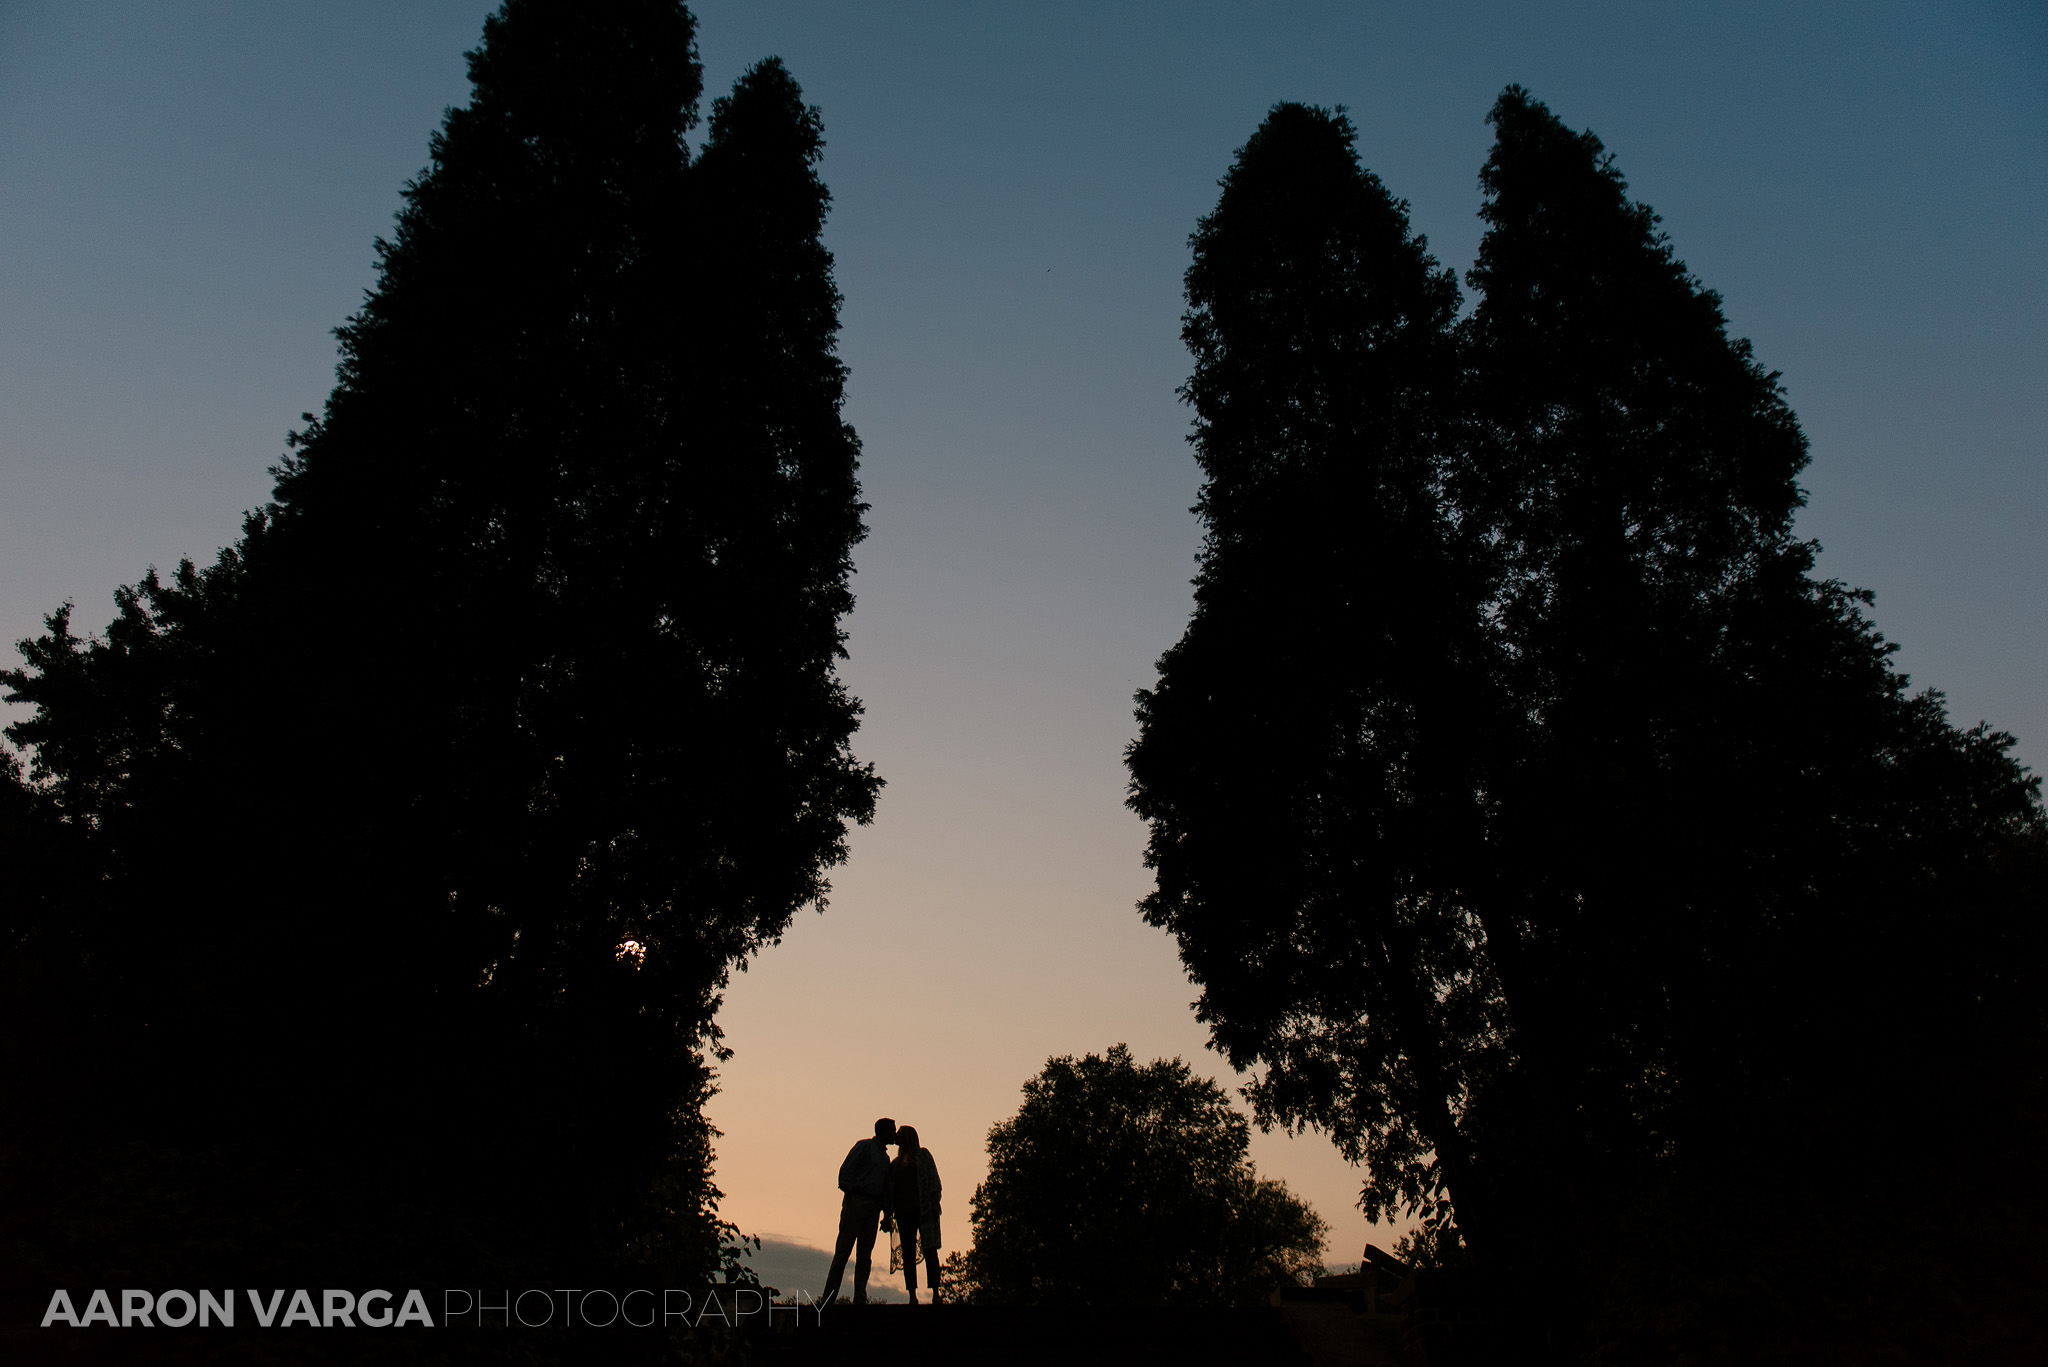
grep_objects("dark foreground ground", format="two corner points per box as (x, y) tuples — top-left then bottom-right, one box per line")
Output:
(754, 1299), (1401, 1367)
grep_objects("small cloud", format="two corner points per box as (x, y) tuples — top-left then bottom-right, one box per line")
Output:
(739, 1234), (905, 1303)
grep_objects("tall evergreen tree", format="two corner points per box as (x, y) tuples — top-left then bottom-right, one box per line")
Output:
(1461, 84), (2044, 1251)
(1130, 88), (2047, 1357)
(1, 0), (876, 1307)
(1125, 103), (1494, 1247)
(1465, 89), (2047, 1359)
(1449, 82), (1834, 1261)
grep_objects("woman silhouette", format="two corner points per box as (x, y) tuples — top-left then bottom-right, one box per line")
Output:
(881, 1125), (943, 1303)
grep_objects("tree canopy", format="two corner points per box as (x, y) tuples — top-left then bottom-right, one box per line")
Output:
(956, 1045), (1326, 1308)
(1129, 95), (1497, 1254)
(1, 0), (876, 1310)
(1129, 90), (2047, 1359)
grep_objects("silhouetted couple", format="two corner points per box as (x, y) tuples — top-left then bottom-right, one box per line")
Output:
(821, 1117), (943, 1306)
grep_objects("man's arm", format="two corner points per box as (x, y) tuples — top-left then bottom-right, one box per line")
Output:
(836, 1141), (865, 1193)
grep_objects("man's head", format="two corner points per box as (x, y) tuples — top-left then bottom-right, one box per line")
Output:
(875, 1117), (897, 1144)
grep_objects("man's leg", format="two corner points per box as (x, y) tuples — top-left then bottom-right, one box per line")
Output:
(852, 1200), (880, 1303)
(822, 1196), (861, 1304)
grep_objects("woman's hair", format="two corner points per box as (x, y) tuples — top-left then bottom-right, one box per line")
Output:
(893, 1125), (919, 1159)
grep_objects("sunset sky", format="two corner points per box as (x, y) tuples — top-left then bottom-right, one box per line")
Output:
(2, 1), (2041, 1275)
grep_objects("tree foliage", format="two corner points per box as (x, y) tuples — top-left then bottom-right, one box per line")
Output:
(957, 1045), (1326, 1307)
(1128, 97), (1496, 1247)
(1128, 90), (2047, 1358)
(1, 0), (875, 1303)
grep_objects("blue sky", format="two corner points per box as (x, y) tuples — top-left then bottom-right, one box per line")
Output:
(2, 1), (2040, 1263)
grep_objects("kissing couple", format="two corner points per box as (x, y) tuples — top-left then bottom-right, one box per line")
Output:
(819, 1117), (943, 1306)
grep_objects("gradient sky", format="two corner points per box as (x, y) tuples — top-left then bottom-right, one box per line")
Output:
(2, 2), (2041, 1273)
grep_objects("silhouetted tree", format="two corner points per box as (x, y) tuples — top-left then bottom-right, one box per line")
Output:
(958, 1045), (1326, 1307)
(1125, 101), (1497, 1253)
(1, 0), (876, 1313)
(1130, 88), (2048, 1359)
(1446, 82), (1837, 1267)
(1460, 91), (2045, 1304)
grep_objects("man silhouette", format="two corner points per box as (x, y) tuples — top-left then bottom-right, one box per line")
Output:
(819, 1117), (896, 1306)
